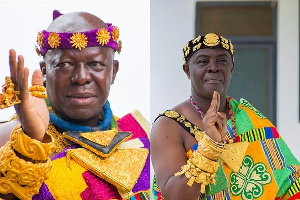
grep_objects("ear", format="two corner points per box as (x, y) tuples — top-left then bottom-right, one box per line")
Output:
(111, 60), (119, 84)
(39, 60), (46, 76)
(183, 63), (190, 79)
(230, 63), (235, 74)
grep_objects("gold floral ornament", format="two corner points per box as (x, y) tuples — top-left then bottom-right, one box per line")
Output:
(48, 32), (61, 48)
(0, 76), (21, 109)
(96, 28), (111, 46)
(37, 32), (44, 47)
(70, 32), (88, 50)
(203, 33), (220, 47)
(112, 26), (120, 42)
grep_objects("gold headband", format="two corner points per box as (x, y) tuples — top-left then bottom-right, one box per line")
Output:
(183, 33), (234, 64)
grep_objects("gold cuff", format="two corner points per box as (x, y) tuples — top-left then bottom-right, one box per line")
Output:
(0, 142), (52, 200)
(10, 125), (56, 161)
(29, 85), (47, 99)
(197, 134), (226, 160)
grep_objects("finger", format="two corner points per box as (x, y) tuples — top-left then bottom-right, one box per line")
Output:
(31, 70), (44, 86)
(15, 55), (25, 91)
(9, 49), (17, 83)
(207, 91), (219, 114)
(217, 112), (227, 138)
(20, 68), (29, 101)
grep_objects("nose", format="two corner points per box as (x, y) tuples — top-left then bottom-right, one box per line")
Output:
(71, 63), (92, 85)
(207, 62), (220, 73)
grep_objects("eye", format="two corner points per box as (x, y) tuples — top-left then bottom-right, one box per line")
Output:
(56, 62), (73, 68)
(88, 61), (105, 68)
(217, 58), (228, 64)
(197, 59), (209, 65)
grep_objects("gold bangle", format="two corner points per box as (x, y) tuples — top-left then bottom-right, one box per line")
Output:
(0, 76), (21, 109)
(197, 134), (226, 160)
(0, 142), (52, 200)
(10, 125), (56, 161)
(29, 85), (47, 99)
(175, 149), (220, 194)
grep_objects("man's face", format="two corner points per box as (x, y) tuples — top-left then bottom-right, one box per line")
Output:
(44, 46), (118, 126)
(187, 48), (234, 98)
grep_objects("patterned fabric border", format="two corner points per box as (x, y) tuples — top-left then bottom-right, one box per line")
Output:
(240, 98), (266, 119)
(155, 110), (201, 138)
(288, 177), (300, 196)
(261, 139), (285, 170)
(206, 188), (231, 200)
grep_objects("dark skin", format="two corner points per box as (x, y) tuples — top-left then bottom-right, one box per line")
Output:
(0, 12), (118, 200)
(150, 47), (234, 200)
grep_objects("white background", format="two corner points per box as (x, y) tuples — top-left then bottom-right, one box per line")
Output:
(0, 0), (150, 122)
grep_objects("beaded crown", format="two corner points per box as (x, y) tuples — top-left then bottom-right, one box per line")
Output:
(36, 24), (122, 56)
(183, 33), (234, 64)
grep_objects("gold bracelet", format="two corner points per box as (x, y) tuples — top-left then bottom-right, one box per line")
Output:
(10, 125), (56, 161)
(0, 142), (52, 200)
(175, 149), (220, 194)
(29, 85), (47, 99)
(197, 134), (226, 160)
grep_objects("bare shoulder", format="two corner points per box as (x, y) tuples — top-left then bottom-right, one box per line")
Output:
(0, 119), (20, 147)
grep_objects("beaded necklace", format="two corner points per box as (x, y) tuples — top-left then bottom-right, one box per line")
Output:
(189, 95), (237, 142)
(47, 100), (114, 132)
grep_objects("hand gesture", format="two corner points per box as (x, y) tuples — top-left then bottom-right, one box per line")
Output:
(202, 91), (227, 142)
(9, 49), (49, 141)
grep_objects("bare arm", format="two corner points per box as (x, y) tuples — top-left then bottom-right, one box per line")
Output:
(151, 117), (201, 200)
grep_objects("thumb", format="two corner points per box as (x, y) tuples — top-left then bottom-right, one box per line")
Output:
(31, 69), (44, 86)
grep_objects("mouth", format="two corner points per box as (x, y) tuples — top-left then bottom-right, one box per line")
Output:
(204, 78), (223, 84)
(67, 93), (97, 106)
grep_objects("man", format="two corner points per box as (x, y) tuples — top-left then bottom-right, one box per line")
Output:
(151, 33), (300, 199)
(0, 10), (150, 200)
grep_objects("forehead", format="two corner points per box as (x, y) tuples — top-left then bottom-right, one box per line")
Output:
(191, 48), (231, 59)
(44, 46), (115, 62)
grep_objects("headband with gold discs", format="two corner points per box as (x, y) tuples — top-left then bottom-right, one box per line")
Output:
(183, 33), (234, 64)
(36, 23), (122, 56)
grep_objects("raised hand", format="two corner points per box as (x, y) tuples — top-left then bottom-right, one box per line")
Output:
(9, 49), (49, 141)
(202, 91), (227, 142)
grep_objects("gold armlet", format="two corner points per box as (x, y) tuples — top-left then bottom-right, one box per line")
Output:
(10, 125), (56, 161)
(0, 142), (52, 200)
(29, 85), (47, 99)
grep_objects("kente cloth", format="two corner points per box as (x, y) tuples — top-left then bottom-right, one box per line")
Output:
(32, 109), (150, 200)
(152, 97), (300, 200)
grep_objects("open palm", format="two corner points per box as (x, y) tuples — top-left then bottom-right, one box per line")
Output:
(10, 49), (49, 142)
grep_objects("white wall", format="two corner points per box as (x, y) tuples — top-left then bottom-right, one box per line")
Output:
(151, 0), (300, 163)
(0, 0), (150, 122)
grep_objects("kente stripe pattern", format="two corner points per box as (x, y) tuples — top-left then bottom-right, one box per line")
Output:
(130, 191), (150, 200)
(261, 139), (285, 170)
(239, 127), (280, 142)
(206, 189), (231, 200)
(288, 178), (300, 196)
